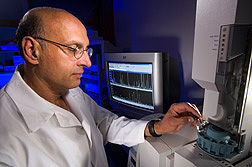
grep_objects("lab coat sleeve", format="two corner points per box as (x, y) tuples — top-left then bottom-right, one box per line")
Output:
(95, 104), (148, 147)
(106, 113), (148, 147)
(0, 162), (12, 167)
(0, 154), (17, 167)
(80, 89), (148, 147)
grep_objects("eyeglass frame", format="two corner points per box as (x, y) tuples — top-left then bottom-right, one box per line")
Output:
(33, 37), (93, 59)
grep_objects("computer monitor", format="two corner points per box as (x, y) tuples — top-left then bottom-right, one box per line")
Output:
(105, 52), (180, 119)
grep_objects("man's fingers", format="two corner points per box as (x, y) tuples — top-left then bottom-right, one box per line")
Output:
(184, 102), (202, 119)
(171, 116), (194, 126)
(169, 102), (201, 119)
(187, 102), (201, 116)
(190, 122), (196, 130)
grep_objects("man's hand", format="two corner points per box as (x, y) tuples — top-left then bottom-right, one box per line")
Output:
(145, 102), (201, 137)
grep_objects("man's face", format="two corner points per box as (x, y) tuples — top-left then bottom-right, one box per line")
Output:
(36, 12), (91, 91)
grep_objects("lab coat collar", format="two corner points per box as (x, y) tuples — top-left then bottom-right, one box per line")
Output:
(5, 65), (82, 132)
(64, 89), (92, 146)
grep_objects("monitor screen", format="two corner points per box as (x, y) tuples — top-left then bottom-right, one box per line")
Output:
(108, 62), (154, 110)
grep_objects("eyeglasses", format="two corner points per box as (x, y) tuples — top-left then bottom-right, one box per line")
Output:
(33, 37), (93, 59)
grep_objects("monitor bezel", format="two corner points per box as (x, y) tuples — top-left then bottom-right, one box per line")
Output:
(105, 52), (166, 118)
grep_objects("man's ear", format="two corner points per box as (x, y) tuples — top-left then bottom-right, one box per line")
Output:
(22, 36), (40, 64)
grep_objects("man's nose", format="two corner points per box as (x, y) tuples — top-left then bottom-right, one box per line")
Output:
(78, 51), (92, 67)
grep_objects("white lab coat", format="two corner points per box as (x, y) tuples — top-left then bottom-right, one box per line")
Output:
(0, 65), (148, 167)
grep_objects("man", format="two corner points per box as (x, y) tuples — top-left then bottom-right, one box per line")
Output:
(0, 7), (201, 167)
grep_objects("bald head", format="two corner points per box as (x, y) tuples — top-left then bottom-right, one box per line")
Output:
(16, 7), (84, 58)
(16, 7), (91, 96)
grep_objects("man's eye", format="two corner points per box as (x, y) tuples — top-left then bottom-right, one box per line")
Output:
(68, 46), (77, 51)
(70, 47), (77, 51)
